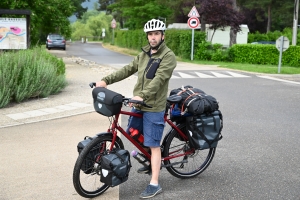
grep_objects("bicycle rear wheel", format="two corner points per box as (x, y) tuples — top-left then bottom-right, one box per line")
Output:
(163, 124), (216, 178)
(73, 135), (124, 198)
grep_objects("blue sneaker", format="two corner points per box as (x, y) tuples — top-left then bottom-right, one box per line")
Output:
(139, 184), (162, 199)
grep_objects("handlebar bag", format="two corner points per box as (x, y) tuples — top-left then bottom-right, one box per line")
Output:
(186, 110), (223, 150)
(92, 87), (123, 117)
(100, 149), (132, 187)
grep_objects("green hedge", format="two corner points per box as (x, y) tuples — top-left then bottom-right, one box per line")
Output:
(114, 29), (206, 59)
(229, 44), (300, 67)
(0, 47), (67, 108)
(113, 29), (299, 66)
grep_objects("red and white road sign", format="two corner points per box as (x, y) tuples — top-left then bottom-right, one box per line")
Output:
(188, 6), (200, 18)
(187, 17), (200, 29)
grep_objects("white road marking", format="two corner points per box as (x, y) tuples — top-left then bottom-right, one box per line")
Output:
(194, 72), (216, 78)
(226, 71), (250, 78)
(210, 72), (231, 78)
(257, 76), (300, 85)
(177, 72), (197, 78)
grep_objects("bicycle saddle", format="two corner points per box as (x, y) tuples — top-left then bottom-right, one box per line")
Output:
(167, 94), (182, 103)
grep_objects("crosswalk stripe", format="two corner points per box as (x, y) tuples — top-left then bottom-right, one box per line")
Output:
(178, 72), (197, 78)
(211, 72), (231, 78)
(194, 72), (216, 78)
(226, 71), (250, 77)
(171, 75), (181, 79)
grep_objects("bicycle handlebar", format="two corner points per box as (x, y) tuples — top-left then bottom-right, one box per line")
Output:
(89, 82), (152, 108)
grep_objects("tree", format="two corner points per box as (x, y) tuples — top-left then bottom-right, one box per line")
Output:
(198, 0), (244, 42)
(71, 12), (114, 40)
(107, 0), (172, 29)
(73, 0), (89, 19)
(86, 13), (112, 37)
(237, 0), (295, 33)
(230, 0), (238, 46)
(0, 0), (76, 44)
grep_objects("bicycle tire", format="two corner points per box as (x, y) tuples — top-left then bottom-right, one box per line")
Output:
(73, 135), (124, 198)
(163, 123), (216, 178)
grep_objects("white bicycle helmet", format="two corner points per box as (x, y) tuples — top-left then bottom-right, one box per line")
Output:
(144, 19), (166, 33)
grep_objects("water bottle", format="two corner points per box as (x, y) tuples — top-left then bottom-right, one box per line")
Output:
(129, 127), (144, 144)
(131, 150), (150, 167)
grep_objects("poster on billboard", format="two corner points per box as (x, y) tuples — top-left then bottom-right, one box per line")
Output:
(0, 18), (27, 49)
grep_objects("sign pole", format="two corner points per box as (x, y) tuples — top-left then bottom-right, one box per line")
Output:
(112, 28), (114, 45)
(278, 36), (284, 73)
(111, 19), (116, 45)
(191, 29), (194, 60)
(187, 6), (200, 61)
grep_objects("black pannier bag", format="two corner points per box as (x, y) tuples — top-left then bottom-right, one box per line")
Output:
(100, 149), (132, 187)
(186, 110), (223, 150)
(77, 136), (99, 174)
(92, 87), (123, 117)
(169, 85), (218, 117)
(183, 93), (219, 115)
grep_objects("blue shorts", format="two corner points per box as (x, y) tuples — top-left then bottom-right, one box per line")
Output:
(126, 108), (165, 147)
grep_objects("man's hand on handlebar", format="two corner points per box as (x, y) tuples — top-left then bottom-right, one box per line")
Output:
(96, 81), (107, 88)
(129, 96), (143, 108)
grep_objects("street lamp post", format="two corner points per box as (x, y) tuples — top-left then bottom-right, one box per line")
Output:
(292, 0), (299, 45)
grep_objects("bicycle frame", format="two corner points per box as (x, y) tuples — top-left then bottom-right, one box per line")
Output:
(107, 108), (191, 163)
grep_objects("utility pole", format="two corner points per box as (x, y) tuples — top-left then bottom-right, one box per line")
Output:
(292, 0), (299, 45)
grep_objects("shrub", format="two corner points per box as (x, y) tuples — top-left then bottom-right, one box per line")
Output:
(229, 44), (300, 67)
(0, 47), (66, 108)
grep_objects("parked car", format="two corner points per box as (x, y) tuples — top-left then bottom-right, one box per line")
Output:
(251, 41), (275, 45)
(46, 33), (66, 50)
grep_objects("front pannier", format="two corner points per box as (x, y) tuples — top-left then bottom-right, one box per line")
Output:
(186, 110), (223, 150)
(77, 136), (99, 174)
(92, 87), (123, 117)
(100, 149), (131, 187)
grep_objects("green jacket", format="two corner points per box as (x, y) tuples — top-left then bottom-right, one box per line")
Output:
(101, 42), (177, 112)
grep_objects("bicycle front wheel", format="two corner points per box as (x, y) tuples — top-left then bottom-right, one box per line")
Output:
(73, 135), (124, 198)
(163, 124), (216, 178)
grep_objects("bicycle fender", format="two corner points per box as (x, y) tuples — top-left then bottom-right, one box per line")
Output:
(95, 132), (114, 138)
(95, 132), (124, 149)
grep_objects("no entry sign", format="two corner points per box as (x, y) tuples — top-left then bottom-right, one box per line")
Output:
(187, 17), (200, 29)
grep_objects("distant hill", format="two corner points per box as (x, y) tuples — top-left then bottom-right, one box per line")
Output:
(69, 0), (99, 23)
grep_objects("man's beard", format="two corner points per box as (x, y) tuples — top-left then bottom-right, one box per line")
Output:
(149, 39), (163, 50)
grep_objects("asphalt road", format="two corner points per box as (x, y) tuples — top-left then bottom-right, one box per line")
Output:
(1, 42), (299, 200)
(68, 42), (300, 199)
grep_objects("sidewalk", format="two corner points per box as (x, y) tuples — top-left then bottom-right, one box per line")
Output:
(0, 52), (137, 128)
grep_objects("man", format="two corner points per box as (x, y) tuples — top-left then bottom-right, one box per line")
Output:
(96, 19), (176, 198)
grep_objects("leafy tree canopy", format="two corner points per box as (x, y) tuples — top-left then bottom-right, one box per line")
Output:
(107, 0), (172, 29)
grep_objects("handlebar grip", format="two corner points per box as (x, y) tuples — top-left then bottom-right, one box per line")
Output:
(129, 99), (152, 108)
(89, 82), (96, 88)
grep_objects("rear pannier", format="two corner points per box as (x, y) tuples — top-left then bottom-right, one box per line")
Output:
(92, 87), (123, 117)
(186, 110), (223, 150)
